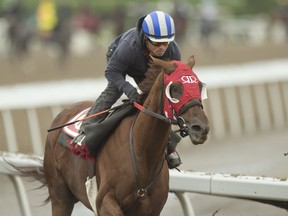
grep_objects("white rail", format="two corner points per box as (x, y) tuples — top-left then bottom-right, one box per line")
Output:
(0, 59), (287, 151)
(1, 152), (288, 216)
(170, 170), (288, 201)
(0, 152), (42, 216)
(1, 59), (288, 109)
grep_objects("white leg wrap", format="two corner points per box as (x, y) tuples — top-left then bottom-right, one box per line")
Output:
(85, 176), (98, 214)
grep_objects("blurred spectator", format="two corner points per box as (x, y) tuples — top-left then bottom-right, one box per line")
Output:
(172, 0), (190, 45)
(36, 0), (72, 64)
(199, 0), (219, 48)
(36, 0), (58, 39)
(0, 15), (9, 57)
(284, 5), (288, 39)
(270, 4), (288, 43)
(72, 4), (101, 34)
(3, 0), (33, 59)
(111, 5), (127, 36)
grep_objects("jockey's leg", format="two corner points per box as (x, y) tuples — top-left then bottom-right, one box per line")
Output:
(167, 130), (182, 169)
(82, 84), (122, 127)
(70, 84), (122, 149)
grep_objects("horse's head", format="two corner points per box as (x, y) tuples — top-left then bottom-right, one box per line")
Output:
(152, 55), (210, 145)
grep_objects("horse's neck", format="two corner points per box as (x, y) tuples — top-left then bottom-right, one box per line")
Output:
(133, 72), (170, 164)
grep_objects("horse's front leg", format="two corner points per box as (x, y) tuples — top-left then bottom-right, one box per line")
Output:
(97, 192), (124, 216)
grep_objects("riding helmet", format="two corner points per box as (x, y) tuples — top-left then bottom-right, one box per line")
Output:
(142, 11), (175, 42)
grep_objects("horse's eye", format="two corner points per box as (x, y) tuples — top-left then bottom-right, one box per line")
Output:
(170, 82), (183, 99)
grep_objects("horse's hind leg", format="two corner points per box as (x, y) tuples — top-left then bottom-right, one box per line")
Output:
(45, 165), (77, 215)
(44, 144), (77, 215)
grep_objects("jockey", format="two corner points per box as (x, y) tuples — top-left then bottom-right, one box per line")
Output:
(71, 11), (182, 168)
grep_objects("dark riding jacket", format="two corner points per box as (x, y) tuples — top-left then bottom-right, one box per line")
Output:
(105, 16), (181, 98)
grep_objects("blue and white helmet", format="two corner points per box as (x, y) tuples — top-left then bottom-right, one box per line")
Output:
(142, 11), (175, 42)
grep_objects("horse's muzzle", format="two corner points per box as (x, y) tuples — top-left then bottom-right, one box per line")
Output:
(188, 123), (210, 145)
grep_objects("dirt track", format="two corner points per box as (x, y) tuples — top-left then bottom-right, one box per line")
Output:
(1, 42), (288, 86)
(1, 41), (288, 215)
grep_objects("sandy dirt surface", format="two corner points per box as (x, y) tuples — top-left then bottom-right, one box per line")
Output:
(0, 42), (288, 215)
(1, 42), (288, 86)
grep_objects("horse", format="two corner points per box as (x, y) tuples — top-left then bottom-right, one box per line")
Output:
(16, 55), (210, 216)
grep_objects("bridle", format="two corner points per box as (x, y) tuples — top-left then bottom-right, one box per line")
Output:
(127, 82), (203, 186)
(125, 99), (203, 213)
(133, 98), (203, 138)
(125, 68), (204, 213)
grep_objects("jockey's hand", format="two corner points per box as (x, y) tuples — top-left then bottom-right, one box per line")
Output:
(128, 88), (139, 103)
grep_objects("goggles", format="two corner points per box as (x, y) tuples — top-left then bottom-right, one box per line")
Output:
(146, 38), (170, 47)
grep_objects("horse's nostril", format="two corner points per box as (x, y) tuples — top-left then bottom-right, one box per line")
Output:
(191, 125), (210, 135)
(191, 125), (202, 132)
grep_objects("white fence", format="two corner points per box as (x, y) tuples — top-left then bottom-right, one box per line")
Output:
(0, 59), (288, 215)
(1, 59), (288, 154)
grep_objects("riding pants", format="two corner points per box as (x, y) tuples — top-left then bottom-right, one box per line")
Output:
(80, 83), (122, 131)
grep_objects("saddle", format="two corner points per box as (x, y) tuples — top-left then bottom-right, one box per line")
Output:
(59, 103), (137, 158)
(84, 103), (136, 158)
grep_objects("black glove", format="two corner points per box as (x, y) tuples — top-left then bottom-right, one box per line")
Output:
(128, 88), (139, 103)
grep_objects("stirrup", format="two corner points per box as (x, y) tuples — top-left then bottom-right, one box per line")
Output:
(167, 151), (182, 170)
(71, 132), (86, 146)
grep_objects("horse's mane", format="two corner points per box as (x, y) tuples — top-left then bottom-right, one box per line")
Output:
(138, 66), (162, 94)
(138, 58), (178, 95)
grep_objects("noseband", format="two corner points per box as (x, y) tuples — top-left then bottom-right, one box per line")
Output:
(177, 99), (203, 137)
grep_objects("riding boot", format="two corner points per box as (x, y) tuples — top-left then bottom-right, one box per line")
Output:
(167, 130), (182, 169)
(167, 151), (182, 169)
(70, 85), (122, 149)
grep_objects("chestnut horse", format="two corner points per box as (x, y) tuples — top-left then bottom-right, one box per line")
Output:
(20, 56), (209, 216)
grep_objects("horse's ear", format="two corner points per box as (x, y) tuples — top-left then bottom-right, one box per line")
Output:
(150, 55), (177, 75)
(187, 55), (195, 69)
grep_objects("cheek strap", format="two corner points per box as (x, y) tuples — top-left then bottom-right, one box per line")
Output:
(178, 99), (203, 116)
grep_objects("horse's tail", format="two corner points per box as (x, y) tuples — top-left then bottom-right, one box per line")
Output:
(5, 158), (50, 204)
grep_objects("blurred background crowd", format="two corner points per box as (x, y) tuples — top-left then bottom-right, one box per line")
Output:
(0, 0), (287, 82)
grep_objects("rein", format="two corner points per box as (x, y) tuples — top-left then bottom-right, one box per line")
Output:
(124, 117), (165, 214)
(133, 102), (177, 124)
(124, 100), (202, 210)
(129, 118), (165, 196)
